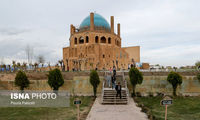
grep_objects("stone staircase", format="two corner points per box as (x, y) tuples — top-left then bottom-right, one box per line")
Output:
(102, 72), (129, 105)
(102, 89), (128, 104)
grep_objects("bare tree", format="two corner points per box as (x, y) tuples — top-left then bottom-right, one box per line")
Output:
(25, 45), (34, 64)
(48, 62), (51, 71)
(34, 62), (38, 71)
(12, 61), (16, 72)
(23, 62), (27, 71)
(2, 64), (6, 72)
(37, 55), (45, 72)
(17, 62), (21, 70)
(58, 60), (63, 71)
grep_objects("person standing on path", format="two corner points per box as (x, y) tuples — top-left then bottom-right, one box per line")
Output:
(109, 67), (112, 74)
(112, 75), (116, 89)
(113, 66), (116, 76)
(115, 82), (122, 99)
(106, 73), (111, 88)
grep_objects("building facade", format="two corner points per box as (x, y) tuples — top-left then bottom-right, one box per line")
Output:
(63, 12), (140, 71)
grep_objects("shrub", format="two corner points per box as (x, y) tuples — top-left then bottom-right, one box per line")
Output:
(47, 68), (64, 91)
(167, 71), (182, 96)
(129, 67), (143, 97)
(89, 70), (100, 97)
(156, 92), (164, 97)
(148, 92), (153, 97)
(15, 71), (30, 90)
(136, 92), (142, 97)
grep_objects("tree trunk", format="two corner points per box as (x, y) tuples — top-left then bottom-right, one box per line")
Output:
(132, 85), (136, 97)
(93, 87), (97, 98)
(20, 86), (24, 93)
(173, 86), (177, 96)
(53, 88), (58, 95)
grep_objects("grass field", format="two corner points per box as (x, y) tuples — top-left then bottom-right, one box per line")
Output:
(0, 96), (94, 120)
(135, 96), (200, 120)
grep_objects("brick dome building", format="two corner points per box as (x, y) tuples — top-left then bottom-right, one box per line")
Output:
(63, 12), (140, 71)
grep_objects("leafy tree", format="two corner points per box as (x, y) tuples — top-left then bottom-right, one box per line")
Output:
(129, 67), (143, 97)
(167, 72), (182, 96)
(89, 70), (100, 97)
(195, 61), (200, 69)
(197, 73), (200, 82)
(47, 68), (64, 91)
(15, 71), (30, 90)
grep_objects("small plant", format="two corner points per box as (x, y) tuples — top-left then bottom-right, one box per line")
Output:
(15, 71), (30, 90)
(167, 71), (182, 96)
(47, 68), (64, 91)
(129, 67), (143, 97)
(89, 70), (100, 97)
(148, 92), (153, 97)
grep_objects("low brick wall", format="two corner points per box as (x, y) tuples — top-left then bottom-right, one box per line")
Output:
(0, 71), (200, 96)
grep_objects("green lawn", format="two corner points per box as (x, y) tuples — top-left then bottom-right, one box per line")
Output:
(0, 96), (94, 120)
(135, 96), (200, 120)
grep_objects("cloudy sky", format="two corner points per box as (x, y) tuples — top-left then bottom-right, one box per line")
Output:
(0, 0), (200, 67)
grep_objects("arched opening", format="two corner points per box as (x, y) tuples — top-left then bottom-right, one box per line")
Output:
(108, 37), (111, 44)
(101, 36), (106, 43)
(117, 40), (120, 46)
(79, 36), (84, 44)
(95, 36), (99, 43)
(103, 54), (105, 58)
(86, 36), (89, 43)
(74, 37), (77, 44)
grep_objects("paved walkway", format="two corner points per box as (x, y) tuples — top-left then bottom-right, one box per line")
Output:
(86, 97), (148, 120)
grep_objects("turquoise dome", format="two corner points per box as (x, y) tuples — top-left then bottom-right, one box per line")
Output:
(80, 13), (110, 29)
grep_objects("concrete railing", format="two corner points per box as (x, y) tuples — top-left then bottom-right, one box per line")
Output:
(122, 70), (129, 104)
(101, 71), (106, 103)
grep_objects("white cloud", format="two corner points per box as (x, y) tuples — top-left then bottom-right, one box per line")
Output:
(0, 0), (200, 67)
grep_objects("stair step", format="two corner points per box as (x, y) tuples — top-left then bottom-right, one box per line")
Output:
(103, 99), (127, 101)
(104, 94), (126, 95)
(104, 93), (126, 95)
(104, 90), (126, 93)
(103, 97), (127, 99)
(102, 73), (128, 105)
(103, 96), (127, 97)
(103, 98), (127, 100)
(104, 93), (127, 94)
(103, 95), (127, 97)
(102, 102), (128, 104)
(104, 95), (127, 96)
(103, 101), (127, 102)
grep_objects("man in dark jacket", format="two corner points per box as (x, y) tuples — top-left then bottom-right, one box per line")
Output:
(115, 82), (121, 99)
(112, 75), (116, 89)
